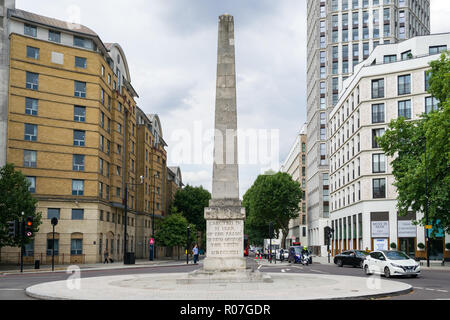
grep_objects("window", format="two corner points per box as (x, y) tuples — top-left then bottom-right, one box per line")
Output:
(372, 154), (386, 173)
(72, 180), (84, 196)
(372, 128), (385, 148)
(373, 178), (386, 199)
(372, 103), (385, 123)
(371, 79), (384, 99)
(425, 71), (432, 91)
(47, 239), (59, 256)
(24, 150), (37, 168)
(398, 75), (411, 95)
(74, 36), (93, 49)
(383, 55), (396, 63)
(401, 50), (412, 60)
(24, 24), (37, 37)
(429, 45), (447, 55)
(74, 81), (86, 98)
(74, 106), (86, 122)
(73, 155), (85, 171)
(320, 144), (326, 166)
(48, 30), (61, 43)
(26, 176), (36, 193)
(25, 98), (38, 116)
(398, 100), (411, 119)
(26, 72), (39, 90)
(71, 239), (83, 255)
(425, 97), (439, 114)
(75, 57), (87, 69)
(48, 208), (60, 220)
(73, 130), (86, 147)
(25, 124), (37, 141)
(26, 46), (39, 59)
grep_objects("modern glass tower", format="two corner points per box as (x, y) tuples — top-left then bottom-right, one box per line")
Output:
(306, 0), (430, 256)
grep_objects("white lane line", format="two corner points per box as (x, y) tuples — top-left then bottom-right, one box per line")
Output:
(310, 269), (327, 274)
(425, 288), (436, 291)
(0, 289), (23, 291)
(414, 287), (424, 290)
(436, 290), (448, 293)
(258, 265), (262, 270)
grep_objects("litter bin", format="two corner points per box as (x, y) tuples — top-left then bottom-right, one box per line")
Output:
(124, 252), (135, 265)
(34, 260), (40, 270)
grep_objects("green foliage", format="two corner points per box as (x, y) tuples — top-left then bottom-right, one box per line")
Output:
(173, 185), (211, 233)
(154, 212), (197, 248)
(0, 164), (42, 248)
(244, 172), (303, 247)
(378, 52), (450, 232)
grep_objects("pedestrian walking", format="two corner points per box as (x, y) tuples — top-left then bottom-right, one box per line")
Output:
(193, 244), (199, 264)
(103, 250), (109, 264)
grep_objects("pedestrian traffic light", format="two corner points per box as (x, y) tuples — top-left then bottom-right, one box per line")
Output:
(25, 216), (33, 238)
(7, 221), (18, 238)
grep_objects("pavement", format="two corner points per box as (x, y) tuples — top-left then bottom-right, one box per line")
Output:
(0, 258), (195, 275)
(24, 258), (414, 300)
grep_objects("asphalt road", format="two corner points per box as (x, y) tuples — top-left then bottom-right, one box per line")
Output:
(0, 258), (449, 300)
(259, 260), (450, 300)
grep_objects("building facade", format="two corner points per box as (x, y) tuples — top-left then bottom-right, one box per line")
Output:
(0, 4), (180, 264)
(306, 0), (430, 256)
(329, 33), (449, 260)
(280, 124), (308, 248)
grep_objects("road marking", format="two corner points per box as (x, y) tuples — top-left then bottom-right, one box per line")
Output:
(311, 269), (327, 274)
(258, 265), (262, 270)
(0, 289), (23, 291)
(425, 288), (436, 291)
(414, 287), (424, 290)
(281, 269), (291, 273)
(436, 290), (448, 293)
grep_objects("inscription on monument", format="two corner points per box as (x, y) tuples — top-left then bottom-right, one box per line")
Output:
(207, 220), (243, 257)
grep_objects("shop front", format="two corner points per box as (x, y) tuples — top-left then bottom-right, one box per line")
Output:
(397, 213), (417, 258)
(371, 212), (389, 251)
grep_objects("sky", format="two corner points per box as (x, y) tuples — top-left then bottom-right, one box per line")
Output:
(16, 0), (450, 198)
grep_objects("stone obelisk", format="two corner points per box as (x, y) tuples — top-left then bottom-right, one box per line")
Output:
(203, 14), (246, 272)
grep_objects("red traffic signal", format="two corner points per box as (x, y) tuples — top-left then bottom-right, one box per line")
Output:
(25, 216), (34, 237)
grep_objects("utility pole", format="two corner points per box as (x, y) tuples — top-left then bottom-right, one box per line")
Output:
(425, 138), (430, 268)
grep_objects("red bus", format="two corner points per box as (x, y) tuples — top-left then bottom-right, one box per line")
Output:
(244, 235), (249, 257)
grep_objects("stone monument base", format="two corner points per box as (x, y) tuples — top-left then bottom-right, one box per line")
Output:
(176, 268), (272, 285)
(203, 257), (246, 272)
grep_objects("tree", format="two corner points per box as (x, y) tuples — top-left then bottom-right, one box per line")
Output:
(378, 52), (450, 233)
(173, 185), (211, 233)
(244, 172), (303, 247)
(0, 164), (42, 248)
(154, 212), (197, 260)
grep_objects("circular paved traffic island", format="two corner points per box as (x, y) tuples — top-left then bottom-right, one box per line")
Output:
(26, 273), (412, 300)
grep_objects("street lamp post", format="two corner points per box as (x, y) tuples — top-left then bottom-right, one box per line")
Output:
(150, 173), (157, 261)
(123, 176), (144, 265)
(51, 217), (58, 272)
(425, 138), (430, 268)
(186, 226), (191, 265)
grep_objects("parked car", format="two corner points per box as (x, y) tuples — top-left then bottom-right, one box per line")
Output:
(334, 250), (369, 268)
(363, 250), (421, 278)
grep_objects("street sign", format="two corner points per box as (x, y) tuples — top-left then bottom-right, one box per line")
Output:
(425, 225), (432, 230)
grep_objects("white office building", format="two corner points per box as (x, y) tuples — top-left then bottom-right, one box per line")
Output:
(306, 0), (430, 256)
(329, 33), (449, 261)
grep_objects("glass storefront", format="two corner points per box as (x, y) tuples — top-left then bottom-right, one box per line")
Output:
(399, 238), (415, 258)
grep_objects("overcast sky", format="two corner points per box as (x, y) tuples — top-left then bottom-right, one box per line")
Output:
(17, 0), (450, 198)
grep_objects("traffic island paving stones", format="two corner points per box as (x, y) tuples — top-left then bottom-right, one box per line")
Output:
(25, 272), (412, 300)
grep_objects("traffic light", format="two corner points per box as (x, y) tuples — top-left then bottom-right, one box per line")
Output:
(7, 221), (18, 238)
(269, 222), (274, 239)
(25, 216), (33, 238)
(324, 227), (332, 245)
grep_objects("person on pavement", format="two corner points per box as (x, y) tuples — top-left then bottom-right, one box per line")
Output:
(103, 250), (109, 264)
(193, 244), (199, 264)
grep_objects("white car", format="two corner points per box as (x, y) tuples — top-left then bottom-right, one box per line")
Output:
(275, 249), (289, 260)
(363, 250), (421, 278)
